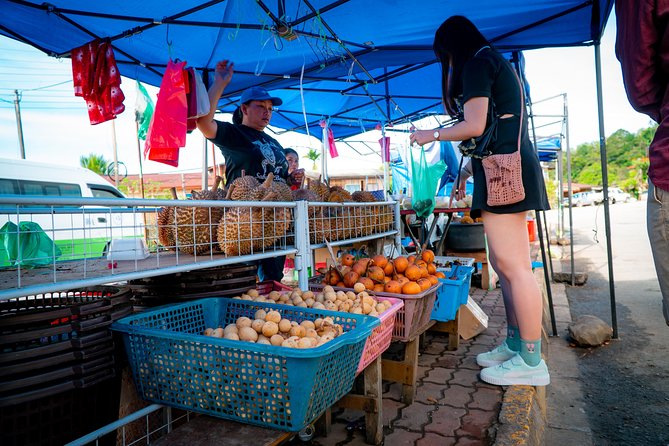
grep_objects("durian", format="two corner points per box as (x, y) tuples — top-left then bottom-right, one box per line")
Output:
(174, 176), (224, 255)
(157, 187), (178, 251)
(228, 171), (260, 201)
(218, 192), (278, 256)
(308, 179), (330, 201)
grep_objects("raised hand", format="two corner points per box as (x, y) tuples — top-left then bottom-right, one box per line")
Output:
(214, 60), (234, 86)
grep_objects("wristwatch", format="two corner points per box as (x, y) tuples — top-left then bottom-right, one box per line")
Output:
(433, 130), (440, 141)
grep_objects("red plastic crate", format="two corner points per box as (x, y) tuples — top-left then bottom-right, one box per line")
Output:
(356, 297), (403, 374)
(254, 280), (293, 295)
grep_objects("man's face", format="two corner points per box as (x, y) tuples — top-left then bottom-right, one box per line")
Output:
(242, 100), (274, 131)
(285, 153), (299, 173)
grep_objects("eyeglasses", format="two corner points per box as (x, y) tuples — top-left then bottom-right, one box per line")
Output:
(248, 103), (277, 113)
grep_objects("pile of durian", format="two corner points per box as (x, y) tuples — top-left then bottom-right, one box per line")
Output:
(156, 174), (394, 255)
(157, 177), (226, 255)
(304, 179), (393, 243)
(219, 173), (293, 256)
(203, 310), (344, 348)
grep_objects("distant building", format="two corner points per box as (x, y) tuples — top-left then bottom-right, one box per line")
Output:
(115, 165), (226, 198)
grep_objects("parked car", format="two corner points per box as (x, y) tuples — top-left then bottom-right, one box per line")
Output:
(607, 187), (631, 204)
(592, 187), (631, 204)
(563, 191), (595, 207)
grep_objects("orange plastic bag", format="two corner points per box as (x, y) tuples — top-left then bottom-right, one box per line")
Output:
(144, 60), (187, 167)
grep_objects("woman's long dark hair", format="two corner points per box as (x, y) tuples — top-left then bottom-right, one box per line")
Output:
(433, 16), (491, 117)
(232, 106), (243, 125)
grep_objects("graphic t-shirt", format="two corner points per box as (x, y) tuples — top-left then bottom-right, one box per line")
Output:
(209, 121), (289, 186)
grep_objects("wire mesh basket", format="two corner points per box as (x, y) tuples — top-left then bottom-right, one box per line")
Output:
(112, 298), (379, 431)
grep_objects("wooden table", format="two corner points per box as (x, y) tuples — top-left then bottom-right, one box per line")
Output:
(445, 249), (494, 290)
(400, 207), (469, 253)
(333, 356), (384, 445)
(152, 415), (293, 446)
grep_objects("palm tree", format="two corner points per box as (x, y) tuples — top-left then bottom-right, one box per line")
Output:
(306, 149), (320, 171)
(79, 153), (108, 175)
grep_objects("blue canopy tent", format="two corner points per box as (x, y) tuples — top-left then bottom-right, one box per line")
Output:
(1, 0), (612, 138)
(0, 0), (619, 335)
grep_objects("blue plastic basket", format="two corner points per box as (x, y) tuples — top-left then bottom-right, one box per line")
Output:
(431, 265), (475, 322)
(112, 298), (379, 432)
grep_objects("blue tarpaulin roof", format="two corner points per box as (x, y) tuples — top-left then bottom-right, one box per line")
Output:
(1, 0), (613, 138)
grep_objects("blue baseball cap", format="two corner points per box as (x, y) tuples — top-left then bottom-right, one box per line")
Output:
(240, 86), (283, 106)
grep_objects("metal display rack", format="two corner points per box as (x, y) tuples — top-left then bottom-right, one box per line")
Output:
(0, 196), (401, 301)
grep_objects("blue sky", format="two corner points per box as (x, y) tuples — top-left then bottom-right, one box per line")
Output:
(0, 16), (652, 176)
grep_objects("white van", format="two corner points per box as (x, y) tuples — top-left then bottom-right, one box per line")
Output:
(0, 158), (140, 266)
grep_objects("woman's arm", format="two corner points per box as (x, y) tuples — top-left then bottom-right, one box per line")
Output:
(196, 60), (234, 139)
(409, 96), (488, 146)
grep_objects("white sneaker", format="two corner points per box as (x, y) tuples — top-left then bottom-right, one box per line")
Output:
(480, 354), (550, 386)
(476, 342), (517, 367)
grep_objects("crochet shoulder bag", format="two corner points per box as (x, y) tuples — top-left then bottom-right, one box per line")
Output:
(481, 69), (526, 206)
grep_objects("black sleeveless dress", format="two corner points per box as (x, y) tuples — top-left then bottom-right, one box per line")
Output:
(461, 48), (550, 219)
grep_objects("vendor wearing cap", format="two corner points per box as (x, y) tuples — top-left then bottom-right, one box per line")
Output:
(197, 60), (289, 187)
(197, 60), (289, 282)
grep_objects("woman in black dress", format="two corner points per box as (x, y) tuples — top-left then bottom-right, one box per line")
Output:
(410, 16), (550, 386)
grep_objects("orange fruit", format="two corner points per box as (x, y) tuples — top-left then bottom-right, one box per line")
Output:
(341, 253), (355, 266)
(427, 263), (437, 275)
(383, 260), (395, 276)
(384, 280), (402, 294)
(372, 254), (388, 269)
(417, 278), (431, 291)
(402, 281), (421, 295)
(407, 254), (416, 264)
(427, 275), (439, 286)
(434, 271), (446, 279)
(359, 277), (374, 290)
(394, 256), (409, 273)
(405, 264), (422, 281)
(421, 249), (435, 264)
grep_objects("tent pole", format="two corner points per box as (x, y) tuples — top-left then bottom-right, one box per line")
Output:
(134, 121), (146, 199)
(594, 43), (618, 338)
(563, 94), (576, 286)
(382, 126), (389, 200)
(321, 122), (329, 183)
(111, 120), (119, 188)
(202, 135), (208, 190)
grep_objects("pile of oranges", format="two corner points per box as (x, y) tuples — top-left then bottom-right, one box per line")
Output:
(321, 250), (445, 295)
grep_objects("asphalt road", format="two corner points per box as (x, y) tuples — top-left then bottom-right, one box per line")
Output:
(547, 200), (669, 446)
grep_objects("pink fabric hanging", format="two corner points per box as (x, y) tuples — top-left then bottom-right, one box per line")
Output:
(144, 60), (188, 167)
(327, 128), (339, 158)
(71, 40), (125, 125)
(379, 136), (391, 162)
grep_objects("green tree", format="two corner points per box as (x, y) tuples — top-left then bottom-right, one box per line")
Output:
(306, 149), (320, 170)
(79, 153), (108, 175)
(563, 125), (655, 193)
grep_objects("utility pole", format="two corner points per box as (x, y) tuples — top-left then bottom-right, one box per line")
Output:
(13, 90), (26, 159)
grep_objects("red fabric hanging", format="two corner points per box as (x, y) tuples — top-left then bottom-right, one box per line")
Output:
(144, 60), (188, 167)
(71, 40), (125, 125)
(185, 67), (198, 132)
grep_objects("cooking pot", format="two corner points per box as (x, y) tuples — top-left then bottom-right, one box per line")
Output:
(445, 222), (485, 251)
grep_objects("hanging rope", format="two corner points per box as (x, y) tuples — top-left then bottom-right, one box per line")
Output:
(299, 60), (311, 139)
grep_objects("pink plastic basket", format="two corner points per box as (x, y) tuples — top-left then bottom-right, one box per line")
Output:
(255, 280), (293, 295)
(356, 297), (403, 374)
(309, 279), (439, 342)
